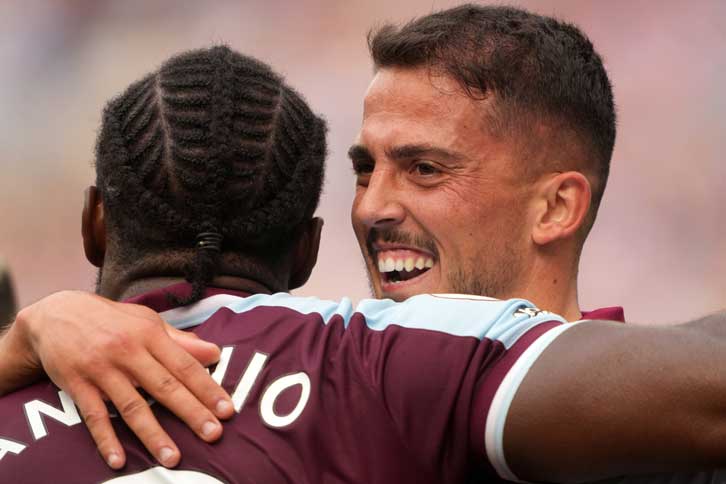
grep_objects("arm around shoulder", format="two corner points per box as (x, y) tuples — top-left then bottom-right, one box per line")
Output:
(504, 317), (726, 482)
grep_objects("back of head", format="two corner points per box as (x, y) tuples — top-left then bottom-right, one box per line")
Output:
(369, 4), (616, 238)
(95, 46), (327, 303)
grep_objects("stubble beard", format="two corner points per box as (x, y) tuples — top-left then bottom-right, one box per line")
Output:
(448, 242), (522, 299)
(362, 245), (522, 300)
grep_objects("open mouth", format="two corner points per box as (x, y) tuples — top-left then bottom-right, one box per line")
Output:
(376, 249), (434, 286)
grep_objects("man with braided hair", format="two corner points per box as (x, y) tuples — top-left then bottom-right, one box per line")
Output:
(91, 46), (325, 306)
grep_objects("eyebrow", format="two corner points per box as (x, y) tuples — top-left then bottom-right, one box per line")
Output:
(347, 144), (373, 163)
(347, 143), (465, 163)
(386, 144), (464, 162)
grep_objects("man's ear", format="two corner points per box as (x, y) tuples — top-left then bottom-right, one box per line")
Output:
(531, 172), (591, 246)
(288, 217), (323, 290)
(82, 186), (107, 268)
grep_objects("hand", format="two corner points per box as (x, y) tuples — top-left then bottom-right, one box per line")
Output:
(6, 290), (235, 469)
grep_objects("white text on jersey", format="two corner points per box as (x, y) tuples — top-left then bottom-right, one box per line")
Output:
(0, 346), (311, 462)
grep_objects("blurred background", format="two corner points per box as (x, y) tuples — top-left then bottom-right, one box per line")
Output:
(0, 0), (723, 324)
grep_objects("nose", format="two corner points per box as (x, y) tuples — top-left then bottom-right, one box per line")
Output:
(353, 168), (406, 230)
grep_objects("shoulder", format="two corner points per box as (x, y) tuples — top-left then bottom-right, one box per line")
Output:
(160, 292), (566, 345)
(354, 293), (567, 343)
(160, 293), (355, 329)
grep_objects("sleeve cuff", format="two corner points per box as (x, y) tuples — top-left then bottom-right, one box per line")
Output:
(484, 322), (582, 481)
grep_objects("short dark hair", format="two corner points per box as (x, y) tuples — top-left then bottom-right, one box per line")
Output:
(95, 46), (327, 303)
(369, 4), (616, 235)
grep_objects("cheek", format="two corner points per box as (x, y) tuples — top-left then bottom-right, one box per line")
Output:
(407, 200), (471, 269)
(472, 199), (532, 253)
(439, 197), (520, 254)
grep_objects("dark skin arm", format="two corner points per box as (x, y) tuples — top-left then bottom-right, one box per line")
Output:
(506, 313), (726, 482)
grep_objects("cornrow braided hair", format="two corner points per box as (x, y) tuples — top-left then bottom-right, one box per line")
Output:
(95, 46), (327, 304)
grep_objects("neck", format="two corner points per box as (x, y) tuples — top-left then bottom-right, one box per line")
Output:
(507, 255), (582, 321)
(108, 276), (277, 301)
(97, 250), (288, 301)
(516, 275), (580, 321)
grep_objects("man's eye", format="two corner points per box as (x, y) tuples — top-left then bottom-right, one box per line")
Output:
(412, 162), (439, 176)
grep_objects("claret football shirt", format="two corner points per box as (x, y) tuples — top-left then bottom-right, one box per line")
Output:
(0, 284), (577, 483)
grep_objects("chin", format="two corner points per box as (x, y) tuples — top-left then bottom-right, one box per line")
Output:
(379, 282), (440, 302)
(379, 291), (408, 302)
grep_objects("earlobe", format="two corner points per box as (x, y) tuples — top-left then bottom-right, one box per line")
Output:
(532, 172), (591, 246)
(82, 186), (107, 267)
(288, 217), (323, 290)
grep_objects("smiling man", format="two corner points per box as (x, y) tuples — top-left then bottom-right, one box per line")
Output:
(349, 6), (613, 322)
(350, 70), (530, 303)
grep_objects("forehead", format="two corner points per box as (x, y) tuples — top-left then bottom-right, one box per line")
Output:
(365, 66), (467, 109)
(360, 67), (495, 154)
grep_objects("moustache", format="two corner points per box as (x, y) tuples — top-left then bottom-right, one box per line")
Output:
(366, 228), (438, 258)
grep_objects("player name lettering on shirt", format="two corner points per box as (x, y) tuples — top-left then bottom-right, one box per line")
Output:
(0, 390), (81, 460)
(0, 346), (311, 463)
(212, 347), (311, 428)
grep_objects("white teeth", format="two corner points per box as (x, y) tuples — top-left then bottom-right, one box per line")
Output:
(377, 254), (436, 273)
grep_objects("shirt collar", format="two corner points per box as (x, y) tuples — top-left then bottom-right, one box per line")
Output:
(126, 284), (626, 324)
(124, 282), (251, 312)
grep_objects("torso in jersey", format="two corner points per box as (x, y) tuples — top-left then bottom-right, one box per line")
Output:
(0, 284), (575, 484)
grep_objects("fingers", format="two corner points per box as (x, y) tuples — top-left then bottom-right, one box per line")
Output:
(97, 370), (181, 468)
(69, 381), (126, 469)
(128, 349), (229, 443)
(94, 302), (232, 421)
(19, 293), (235, 469)
(166, 325), (222, 368)
(150, 339), (234, 422)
